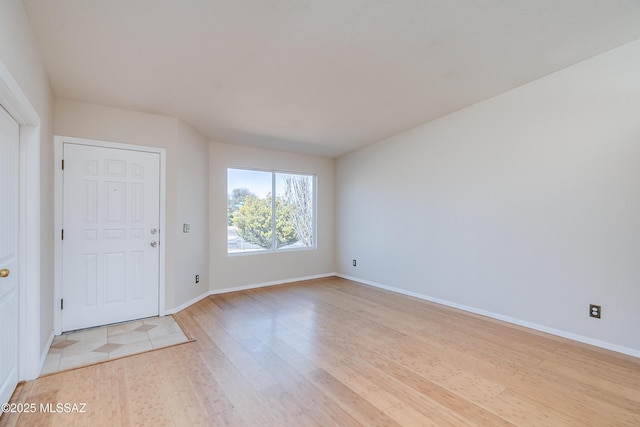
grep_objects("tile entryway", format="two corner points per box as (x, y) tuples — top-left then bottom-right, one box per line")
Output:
(41, 315), (189, 375)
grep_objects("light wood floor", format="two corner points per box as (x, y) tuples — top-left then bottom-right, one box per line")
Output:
(3, 277), (640, 426)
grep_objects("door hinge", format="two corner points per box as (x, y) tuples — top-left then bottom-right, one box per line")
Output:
(61, 159), (64, 170)
(61, 229), (64, 240)
(60, 299), (64, 310)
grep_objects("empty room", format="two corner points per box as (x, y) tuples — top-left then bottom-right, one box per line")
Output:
(1, 0), (640, 425)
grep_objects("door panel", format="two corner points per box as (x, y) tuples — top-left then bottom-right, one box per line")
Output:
(62, 143), (160, 331)
(0, 105), (19, 405)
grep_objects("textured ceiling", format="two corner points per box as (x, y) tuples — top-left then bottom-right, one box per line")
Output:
(23, 0), (640, 157)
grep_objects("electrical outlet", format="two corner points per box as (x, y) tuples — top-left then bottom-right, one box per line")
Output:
(352, 259), (357, 267)
(195, 274), (200, 284)
(589, 304), (601, 319)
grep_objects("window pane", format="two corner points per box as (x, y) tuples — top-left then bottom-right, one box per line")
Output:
(227, 169), (272, 253)
(275, 173), (314, 249)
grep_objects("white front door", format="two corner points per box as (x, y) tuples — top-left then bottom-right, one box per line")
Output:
(0, 105), (19, 405)
(62, 143), (160, 331)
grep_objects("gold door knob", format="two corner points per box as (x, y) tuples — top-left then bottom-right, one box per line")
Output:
(0, 269), (9, 278)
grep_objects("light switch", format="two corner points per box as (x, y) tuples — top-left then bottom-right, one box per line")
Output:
(183, 223), (190, 233)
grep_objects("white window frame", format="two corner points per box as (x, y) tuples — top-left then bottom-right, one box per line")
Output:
(227, 167), (317, 256)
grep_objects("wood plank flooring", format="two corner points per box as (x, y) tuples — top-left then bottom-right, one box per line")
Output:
(3, 276), (640, 426)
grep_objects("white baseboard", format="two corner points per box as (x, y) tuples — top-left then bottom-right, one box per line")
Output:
(164, 273), (336, 315)
(163, 292), (212, 315)
(209, 272), (335, 296)
(38, 330), (56, 378)
(336, 273), (640, 359)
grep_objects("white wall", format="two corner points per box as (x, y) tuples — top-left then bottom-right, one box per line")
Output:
(209, 141), (335, 290)
(175, 121), (210, 305)
(54, 99), (210, 311)
(336, 39), (640, 355)
(0, 0), (54, 362)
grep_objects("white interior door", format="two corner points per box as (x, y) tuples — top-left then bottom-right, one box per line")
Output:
(62, 143), (160, 331)
(0, 105), (19, 405)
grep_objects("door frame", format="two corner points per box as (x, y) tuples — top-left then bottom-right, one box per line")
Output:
(54, 136), (167, 334)
(0, 59), (41, 381)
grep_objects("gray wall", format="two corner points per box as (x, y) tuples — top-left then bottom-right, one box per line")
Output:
(336, 39), (640, 355)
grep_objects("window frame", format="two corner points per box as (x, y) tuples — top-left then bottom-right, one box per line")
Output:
(227, 167), (317, 256)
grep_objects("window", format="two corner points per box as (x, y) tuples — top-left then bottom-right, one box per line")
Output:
(227, 168), (316, 254)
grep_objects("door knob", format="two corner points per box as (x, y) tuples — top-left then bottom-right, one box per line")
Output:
(0, 269), (9, 278)
(150, 228), (158, 235)
(150, 241), (158, 247)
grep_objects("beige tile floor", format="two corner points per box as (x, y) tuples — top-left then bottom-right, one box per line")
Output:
(41, 315), (189, 375)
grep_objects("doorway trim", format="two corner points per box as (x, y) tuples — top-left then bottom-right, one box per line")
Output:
(0, 59), (42, 381)
(54, 136), (167, 334)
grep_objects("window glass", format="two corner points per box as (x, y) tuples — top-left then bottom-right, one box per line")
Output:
(227, 168), (315, 254)
(276, 173), (314, 249)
